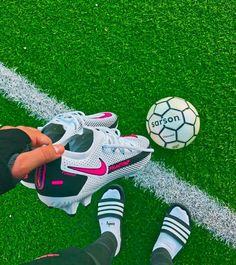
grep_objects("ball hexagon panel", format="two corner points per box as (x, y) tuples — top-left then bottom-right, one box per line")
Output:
(146, 120), (151, 134)
(150, 133), (165, 147)
(183, 108), (196, 124)
(159, 128), (177, 143)
(166, 142), (186, 149)
(177, 124), (194, 142)
(186, 135), (197, 146)
(168, 97), (189, 111)
(187, 101), (199, 116)
(194, 116), (200, 135)
(154, 101), (170, 116)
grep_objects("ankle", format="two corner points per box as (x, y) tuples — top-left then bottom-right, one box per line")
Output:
(151, 248), (173, 265)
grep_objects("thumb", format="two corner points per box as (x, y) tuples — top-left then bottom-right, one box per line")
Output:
(11, 144), (65, 178)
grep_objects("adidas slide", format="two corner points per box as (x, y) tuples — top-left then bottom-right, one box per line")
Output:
(161, 204), (191, 246)
(97, 185), (125, 256)
(98, 185), (125, 220)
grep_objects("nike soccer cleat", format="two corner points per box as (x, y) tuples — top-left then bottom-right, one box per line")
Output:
(36, 127), (154, 215)
(21, 111), (118, 189)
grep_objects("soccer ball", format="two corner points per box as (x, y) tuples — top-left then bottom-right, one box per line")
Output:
(146, 97), (200, 149)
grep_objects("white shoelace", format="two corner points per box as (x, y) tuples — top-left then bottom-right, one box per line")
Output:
(67, 111), (86, 125)
(53, 112), (86, 130)
(97, 127), (154, 155)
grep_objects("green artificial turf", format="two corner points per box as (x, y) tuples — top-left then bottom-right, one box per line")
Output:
(0, 0), (235, 264)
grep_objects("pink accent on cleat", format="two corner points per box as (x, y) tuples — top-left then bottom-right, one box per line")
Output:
(94, 112), (113, 119)
(68, 158), (107, 176)
(108, 159), (131, 172)
(121, 134), (138, 138)
(51, 180), (64, 185)
(36, 164), (46, 190)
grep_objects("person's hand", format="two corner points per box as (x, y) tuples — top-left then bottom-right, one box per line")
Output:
(1, 126), (65, 179)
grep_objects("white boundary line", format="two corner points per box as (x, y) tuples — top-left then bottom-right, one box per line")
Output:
(0, 64), (71, 121)
(0, 62), (235, 248)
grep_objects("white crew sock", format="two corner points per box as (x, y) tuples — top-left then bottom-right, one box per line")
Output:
(153, 206), (190, 259)
(99, 189), (121, 256)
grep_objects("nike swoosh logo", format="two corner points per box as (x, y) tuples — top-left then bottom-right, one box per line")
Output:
(68, 158), (107, 176)
(93, 112), (112, 119)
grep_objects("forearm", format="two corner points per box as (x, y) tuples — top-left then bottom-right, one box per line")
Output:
(0, 129), (31, 194)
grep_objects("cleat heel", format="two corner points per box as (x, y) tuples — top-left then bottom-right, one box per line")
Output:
(61, 202), (79, 215)
(81, 195), (92, 207)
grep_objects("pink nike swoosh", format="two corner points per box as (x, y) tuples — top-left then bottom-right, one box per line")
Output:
(94, 112), (113, 119)
(68, 158), (107, 176)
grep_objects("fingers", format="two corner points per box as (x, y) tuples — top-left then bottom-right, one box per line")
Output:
(0, 126), (52, 147)
(16, 126), (52, 146)
(11, 144), (65, 178)
(0, 126), (15, 130)
(34, 131), (52, 147)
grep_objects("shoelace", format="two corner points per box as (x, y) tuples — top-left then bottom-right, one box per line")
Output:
(66, 111), (86, 126)
(53, 111), (86, 130)
(97, 127), (154, 154)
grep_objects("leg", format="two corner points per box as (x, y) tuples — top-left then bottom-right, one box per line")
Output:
(22, 234), (116, 265)
(21, 248), (95, 265)
(84, 185), (125, 265)
(22, 185), (125, 265)
(150, 204), (191, 265)
(83, 232), (117, 265)
(151, 248), (173, 265)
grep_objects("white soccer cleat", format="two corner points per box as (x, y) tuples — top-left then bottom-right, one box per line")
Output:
(36, 127), (154, 215)
(21, 111), (118, 189)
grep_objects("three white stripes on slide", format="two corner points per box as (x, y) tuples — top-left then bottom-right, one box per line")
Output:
(0, 62), (235, 249)
(98, 201), (124, 217)
(162, 217), (190, 245)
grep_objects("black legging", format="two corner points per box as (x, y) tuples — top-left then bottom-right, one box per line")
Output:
(22, 233), (173, 265)
(22, 232), (117, 265)
(151, 248), (173, 265)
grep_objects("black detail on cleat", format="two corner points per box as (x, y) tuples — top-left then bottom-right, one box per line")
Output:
(42, 123), (66, 143)
(110, 119), (118, 128)
(36, 158), (88, 197)
(108, 151), (150, 173)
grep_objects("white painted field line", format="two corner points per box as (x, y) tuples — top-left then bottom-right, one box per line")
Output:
(0, 63), (71, 121)
(135, 162), (236, 248)
(0, 62), (235, 249)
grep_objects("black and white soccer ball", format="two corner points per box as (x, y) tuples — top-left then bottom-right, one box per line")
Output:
(146, 97), (200, 149)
